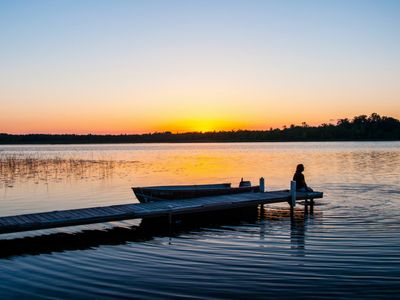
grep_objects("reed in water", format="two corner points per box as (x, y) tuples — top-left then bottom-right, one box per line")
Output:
(0, 153), (118, 188)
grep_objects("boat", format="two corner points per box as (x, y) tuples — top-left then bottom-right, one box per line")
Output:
(132, 182), (260, 203)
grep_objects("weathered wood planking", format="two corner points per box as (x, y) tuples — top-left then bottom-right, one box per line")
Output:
(0, 191), (323, 234)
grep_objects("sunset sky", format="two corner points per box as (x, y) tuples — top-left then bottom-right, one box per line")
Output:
(0, 0), (399, 134)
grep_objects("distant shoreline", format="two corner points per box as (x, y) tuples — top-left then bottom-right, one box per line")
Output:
(0, 139), (400, 145)
(1, 113), (399, 144)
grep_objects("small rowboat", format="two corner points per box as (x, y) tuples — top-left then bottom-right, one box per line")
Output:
(132, 183), (260, 203)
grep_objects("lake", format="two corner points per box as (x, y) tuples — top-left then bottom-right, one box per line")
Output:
(0, 142), (399, 299)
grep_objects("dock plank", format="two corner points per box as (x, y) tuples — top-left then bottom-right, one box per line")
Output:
(0, 190), (323, 234)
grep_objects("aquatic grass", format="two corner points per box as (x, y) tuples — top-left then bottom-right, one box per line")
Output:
(0, 153), (119, 188)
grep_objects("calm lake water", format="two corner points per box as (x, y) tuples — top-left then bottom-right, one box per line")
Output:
(0, 142), (399, 299)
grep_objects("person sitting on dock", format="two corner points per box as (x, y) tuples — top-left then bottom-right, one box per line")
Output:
(293, 164), (313, 192)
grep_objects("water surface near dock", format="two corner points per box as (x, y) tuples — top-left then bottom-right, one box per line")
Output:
(0, 142), (399, 299)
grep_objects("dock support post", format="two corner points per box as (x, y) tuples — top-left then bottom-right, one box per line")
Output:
(310, 199), (314, 215)
(290, 181), (296, 218)
(290, 181), (296, 208)
(258, 203), (265, 221)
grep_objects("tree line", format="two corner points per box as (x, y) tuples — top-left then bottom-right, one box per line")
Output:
(0, 113), (399, 144)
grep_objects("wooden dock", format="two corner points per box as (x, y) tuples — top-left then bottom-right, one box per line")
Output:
(0, 190), (323, 235)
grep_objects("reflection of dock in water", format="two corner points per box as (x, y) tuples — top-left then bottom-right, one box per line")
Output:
(258, 205), (323, 257)
(0, 205), (322, 259)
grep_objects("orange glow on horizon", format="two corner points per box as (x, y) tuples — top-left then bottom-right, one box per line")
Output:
(1, 106), (399, 135)
(152, 118), (253, 133)
(0, 116), (372, 135)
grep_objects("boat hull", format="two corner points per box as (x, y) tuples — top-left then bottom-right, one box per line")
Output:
(132, 183), (260, 203)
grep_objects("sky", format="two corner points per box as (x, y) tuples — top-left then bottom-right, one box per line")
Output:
(0, 0), (399, 134)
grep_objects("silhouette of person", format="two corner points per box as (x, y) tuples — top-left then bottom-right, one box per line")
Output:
(293, 164), (313, 192)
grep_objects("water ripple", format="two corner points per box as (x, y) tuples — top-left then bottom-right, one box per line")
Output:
(1, 142), (400, 299)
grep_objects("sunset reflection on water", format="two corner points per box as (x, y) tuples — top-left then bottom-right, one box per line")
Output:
(0, 142), (400, 299)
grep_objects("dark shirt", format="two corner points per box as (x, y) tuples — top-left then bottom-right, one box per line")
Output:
(293, 172), (306, 190)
